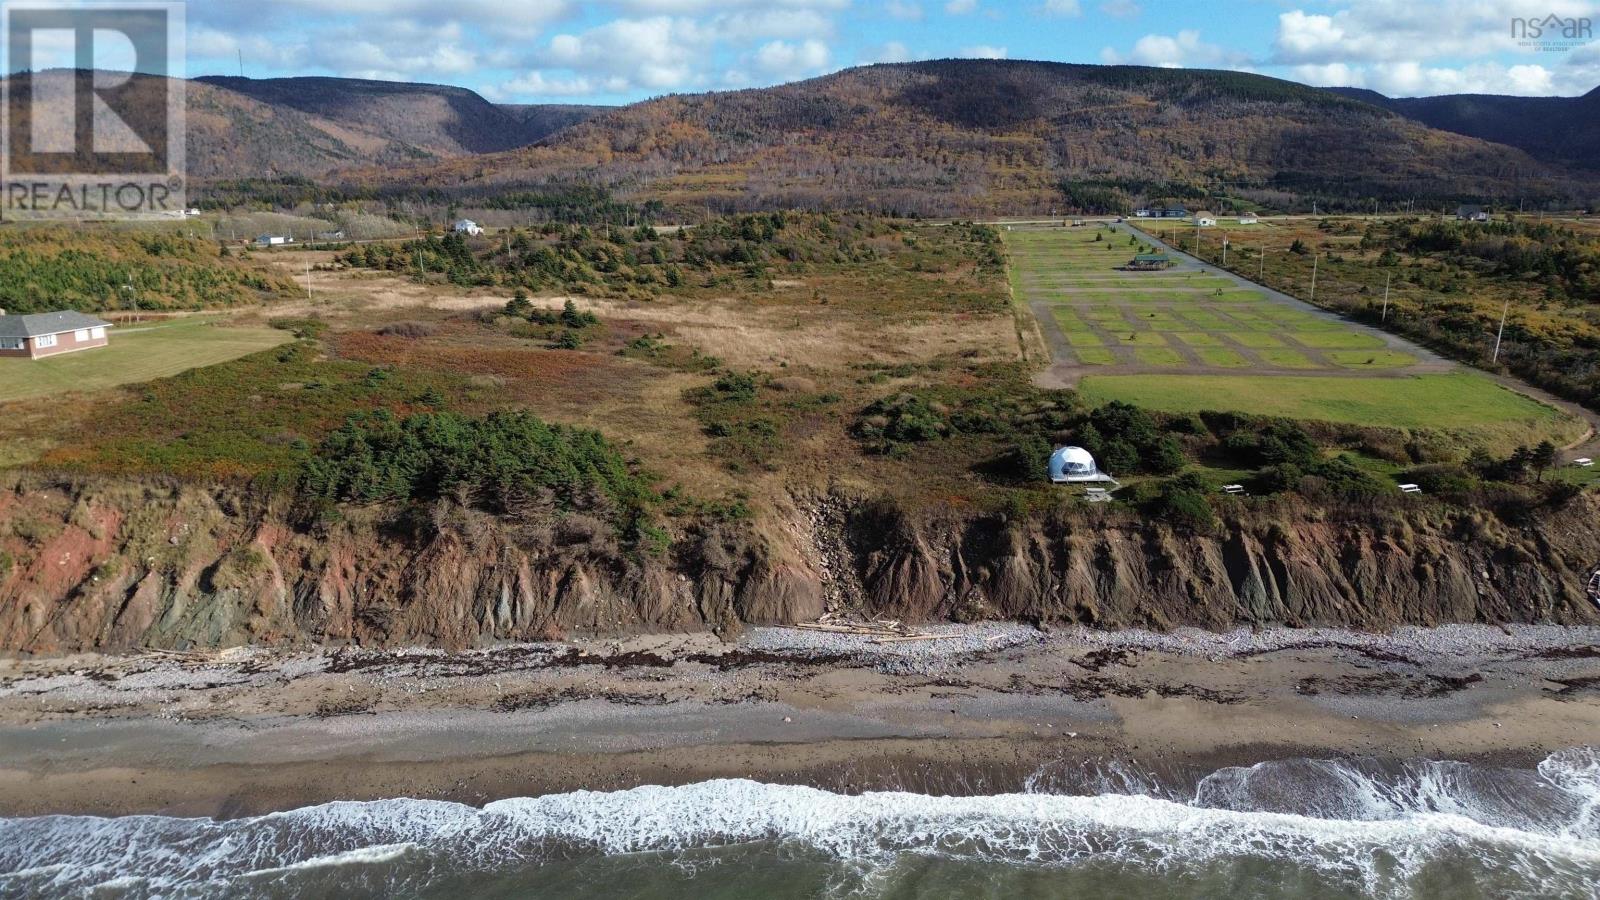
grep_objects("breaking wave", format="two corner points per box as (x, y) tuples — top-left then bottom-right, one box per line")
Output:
(1, 749), (1597, 899)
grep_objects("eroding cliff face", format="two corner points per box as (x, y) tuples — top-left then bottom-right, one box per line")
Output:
(1, 475), (1597, 653)
(846, 500), (1600, 630)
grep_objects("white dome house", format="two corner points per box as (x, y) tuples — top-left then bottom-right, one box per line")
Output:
(1049, 445), (1114, 484)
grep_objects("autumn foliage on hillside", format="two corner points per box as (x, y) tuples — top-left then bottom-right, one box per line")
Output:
(358, 61), (1587, 215)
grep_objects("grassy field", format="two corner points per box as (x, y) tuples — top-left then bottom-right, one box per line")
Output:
(1009, 224), (1586, 453)
(1079, 372), (1585, 450)
(1140, 214), (1600, 423)
(1007, 226), (1422, 374)
(0, 318), (290, 403)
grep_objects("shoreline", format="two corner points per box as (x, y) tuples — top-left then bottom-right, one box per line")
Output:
(1, 623), (1597, 819)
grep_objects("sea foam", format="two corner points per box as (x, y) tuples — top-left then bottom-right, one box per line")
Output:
(0, 750), (1596, 899)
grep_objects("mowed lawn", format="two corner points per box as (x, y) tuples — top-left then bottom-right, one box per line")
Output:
(1079, 373), (1586, 452)
(0, 318), (289, 403)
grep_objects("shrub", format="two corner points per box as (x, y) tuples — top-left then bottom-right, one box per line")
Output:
(1220, 421), (1318, 468)
(298, 410), (656, 539)
(504, 289), (532, 318)
(1143, 435), (1187, 475)
(711, 371), (760, 401)
(269, 317), (327, 339)
(1404, 464), (1479, 496)
(1000, 434), (1054, 483)
(560, 299), (600, 328)
(1297, 456), (1390, 500)
(375, 321), (434, 338)
(1142, 474), (1217, 532)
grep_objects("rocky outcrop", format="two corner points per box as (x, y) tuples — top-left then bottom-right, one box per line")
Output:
(1, 474), (1597, 652)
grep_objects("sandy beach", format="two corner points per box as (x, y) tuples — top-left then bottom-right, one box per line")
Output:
(1, 623), (1597, 819)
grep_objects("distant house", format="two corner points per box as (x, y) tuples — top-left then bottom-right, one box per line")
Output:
(1237, 214), (1259, 225)
(1195, 211), (1217, 227)
(1127, 252), (1174, 270)
(1133, 208), (1151, 218)
(0, 310), (111, 360)
(1147, 205), (1188, 218)
(315, 230), (346, 241)
(1456, 205), (1489, 222)
(453, 219), (484, 236)
(183, 208), (201, 218)
(255, 234), (292, 247)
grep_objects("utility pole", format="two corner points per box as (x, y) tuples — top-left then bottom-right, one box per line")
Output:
(1381, 272), (1391, 323)
(1309, 252), (1319, 304)
(1492, 298), (1511, 364)
(1259, 244), (1265, 281)
(1221, 236), (1228, 267)
(305, 258), (313, 300)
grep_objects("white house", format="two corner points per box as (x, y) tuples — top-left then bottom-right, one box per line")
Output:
(1133, 208), (1151, 218)
(453, 219), (484, 236)
(1049, 446), (1117, 484)
(1237, 214), (1259, 225)
(254, 234), (291, 247)
(1194, 211), (1217, 227)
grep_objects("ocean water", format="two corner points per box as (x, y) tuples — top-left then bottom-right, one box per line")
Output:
(1, 749), (1597, 899)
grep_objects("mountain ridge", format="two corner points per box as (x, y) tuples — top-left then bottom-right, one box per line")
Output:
(1325, 85), (1600, 171)
(346, 60), (1595, 213)
(12, 63), (1594, 212)
(194, 75), (608, 157)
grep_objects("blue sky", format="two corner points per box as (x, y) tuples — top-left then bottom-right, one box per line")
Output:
(171, 0), (1600, 102)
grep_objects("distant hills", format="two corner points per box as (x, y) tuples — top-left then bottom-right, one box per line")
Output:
(7, 63), (1594, 212)
(0, 71), (607, 181)
(1327, 86), (1600, 172)
(194, 76), (607, 158)
(361, 61), (1596, 213)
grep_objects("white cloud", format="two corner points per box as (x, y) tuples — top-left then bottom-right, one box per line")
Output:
(542, 17), (712, 90)
(1268, 0), (1600, 96)
(867, 41), (915, 64)
(1101, 29), (1246, 68)
(885, 0), (924, 21)
(751, 38), (831, 78)
(945, 0), (979, 15)
(711, 8), (835, 42)
(1099, 0), (1140, 19)
(1041, 0), (1081, 16)
(495, 71), (610, 98)
(1288, 62), (1363, 86)
(959, 44), (1008, 59)
(193, 0), (574, 37)
(1273, 0), (1599, 65)
(1297, 60), (1567, 96)
(610, 0), (848, 12)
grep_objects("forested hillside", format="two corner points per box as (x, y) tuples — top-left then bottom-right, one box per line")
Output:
(364, 60), (1595, 215)
(10, 63), (1593, 214)
(196, 77), (605, 156)
(1330, 86), (1600, 171)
